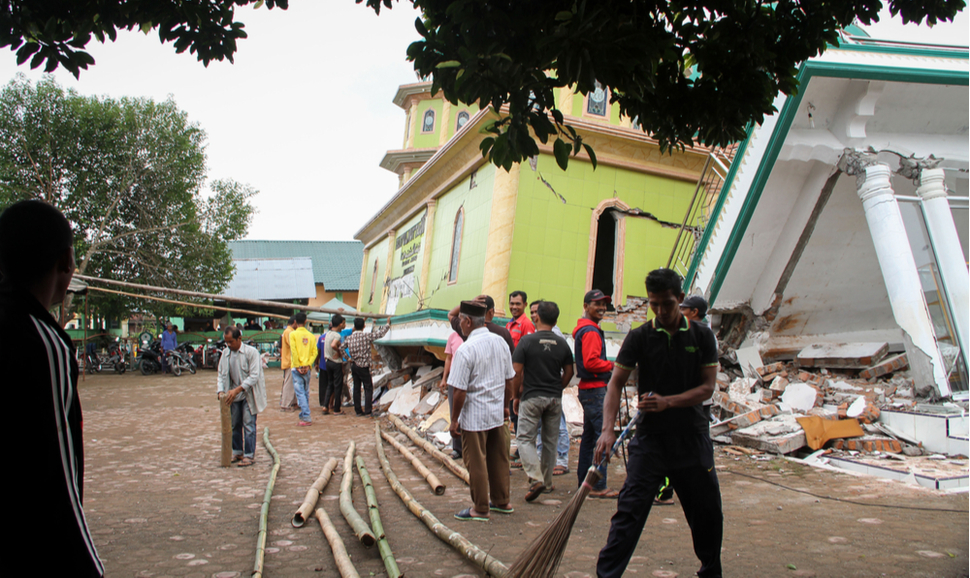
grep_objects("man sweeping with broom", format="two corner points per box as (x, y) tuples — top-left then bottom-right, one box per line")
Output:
(593, 268), (722, 578)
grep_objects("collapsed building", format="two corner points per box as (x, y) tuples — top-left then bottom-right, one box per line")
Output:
(349, 30), (969, 489)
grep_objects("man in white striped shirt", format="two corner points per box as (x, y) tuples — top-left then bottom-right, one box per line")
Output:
(449, 300), (516, 521)
(1, 200), (104, 576)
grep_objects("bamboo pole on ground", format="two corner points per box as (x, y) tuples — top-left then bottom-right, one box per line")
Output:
(375, 424), (508, 577)
(219, 397), (232, 467)
(339, 442), (376, 547)
(253, 427), (281, 578)
(355, 455), (402, 578)
(387, 414), (469, 485)
(380, 429), (446, 495)
(292, 457), (339, 527)
(314, 508), (361, 578)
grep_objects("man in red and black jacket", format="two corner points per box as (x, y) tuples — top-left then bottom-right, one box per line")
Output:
(572, 289), (617, 498)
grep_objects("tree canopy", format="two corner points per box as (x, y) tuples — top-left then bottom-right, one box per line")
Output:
(363, 0), (966, 169)
(0, 0), (964, 171)
(0, 75), (257, 318)
(0, 0), (287, 77)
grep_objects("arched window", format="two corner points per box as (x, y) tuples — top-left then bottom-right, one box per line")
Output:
(422, 109), (436, 133)
(587, 81), (608, 117)
(456, 110), (470, 131)
(587, 199), (629, 308)
(369, 259), (379, 304)
(448, 208), (464, 284)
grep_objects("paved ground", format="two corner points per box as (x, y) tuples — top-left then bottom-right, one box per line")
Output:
(79, 368), (968, 578)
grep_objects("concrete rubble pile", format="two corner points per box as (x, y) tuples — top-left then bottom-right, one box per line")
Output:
(710, 343), (969, 464)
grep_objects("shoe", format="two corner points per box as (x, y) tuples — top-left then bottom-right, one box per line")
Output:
(298, 421), (313, 426)
(525, 482), (545, 502)
(454, 508), (489, 522)
(543, 485), (555, 494)
(451, 451), (462, 460)
(654, 498), (675, 506)
(488, 502), (514, 514)
(321, 409), (330, 416)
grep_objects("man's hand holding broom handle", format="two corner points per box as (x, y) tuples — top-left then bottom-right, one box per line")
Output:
(585, 408), (644, 487)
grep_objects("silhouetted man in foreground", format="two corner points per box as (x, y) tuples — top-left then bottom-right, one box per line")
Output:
(1, 200), (104, 576)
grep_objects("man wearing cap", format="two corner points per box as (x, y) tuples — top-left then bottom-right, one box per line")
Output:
(572, 289), (617, 498)
(449, 300), (516, 521)
(447, 294), (514, 355)
(593, 268), (721, 578)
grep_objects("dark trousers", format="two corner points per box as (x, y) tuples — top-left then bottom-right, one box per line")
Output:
(322, 361), (344, 411)
(578, 386), (607, 491)
(597, 432), (723, 578)
(351, 364), (374, 415)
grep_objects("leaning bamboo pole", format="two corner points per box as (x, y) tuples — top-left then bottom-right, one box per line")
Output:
(292, 457), (339, 527)
(375, 424), (509, 577)
(339, 442), (376, 547)
(75, 274), (389, 318)
(87, 285), (290, 320)
(253, 427), (281, 578)
(381, 429), (446, 495)
(388, 414), (469, 485)
(314, 508), (361, 578)
(355, 456), (402, 578)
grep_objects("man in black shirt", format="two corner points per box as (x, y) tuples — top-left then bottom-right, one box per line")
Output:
(1, 200), (104, 577)
(511, 301), (574, 501)
(594, 268), (721, 578)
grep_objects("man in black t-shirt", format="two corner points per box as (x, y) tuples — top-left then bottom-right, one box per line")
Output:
(511, 301), (574, 501)
(593, 268), (722, 578)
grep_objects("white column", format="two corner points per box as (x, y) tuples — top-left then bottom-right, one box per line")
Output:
(917, 168), (969, 369)
(857, 163), (950, 396)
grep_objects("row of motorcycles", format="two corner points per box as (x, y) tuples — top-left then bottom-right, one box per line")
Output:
(85, 338), (232, 377)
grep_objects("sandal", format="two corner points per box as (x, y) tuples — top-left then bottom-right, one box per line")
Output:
(553, 465), (569, 476)
(588, 488), (620, 499)
(525, 482), (546, 503)
(489, 502), (514, 514)
(454, 508), (489, 522)
(237, 457), (255, 467)
(654, 498), (675, 506)
(510, 460), (523, 469)
(231, 455), (243, 463)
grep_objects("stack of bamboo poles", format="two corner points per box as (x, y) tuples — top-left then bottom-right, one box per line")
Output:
(375, 423), (509, 577)
(253, 427), (281, 578)
(388, 414), (469, 484)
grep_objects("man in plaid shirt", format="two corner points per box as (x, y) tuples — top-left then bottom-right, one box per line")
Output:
(342, 317), (391, 416)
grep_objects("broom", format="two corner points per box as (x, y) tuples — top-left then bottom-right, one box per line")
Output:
(505, 410), (643, 578)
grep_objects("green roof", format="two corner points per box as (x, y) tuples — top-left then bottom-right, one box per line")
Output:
(228, 240), (364, 292)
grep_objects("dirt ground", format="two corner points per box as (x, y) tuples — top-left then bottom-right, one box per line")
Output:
(79, 368), (968, 578)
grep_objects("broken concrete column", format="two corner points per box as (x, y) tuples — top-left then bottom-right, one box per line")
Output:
(916, 168), (968, 372)
(853, 161), (949, 396)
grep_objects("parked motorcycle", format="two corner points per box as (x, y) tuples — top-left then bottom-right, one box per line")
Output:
(84, 342), (102, 374)
(135, 340), (162, 375)
(167, 346), (197, 377)
(200, 339), (225, 370)
(106, 339), (127, 374)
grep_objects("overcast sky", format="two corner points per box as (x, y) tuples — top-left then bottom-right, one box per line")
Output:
(0, 4), (965, 242)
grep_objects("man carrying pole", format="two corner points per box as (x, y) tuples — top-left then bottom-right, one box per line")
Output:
(593, 268), (722, 578)
(217, 326), (267, 466)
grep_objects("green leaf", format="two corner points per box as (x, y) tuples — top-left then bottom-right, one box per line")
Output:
(786, 564), (797, 570)
(436, 60), (462, 68)
(555, 11), (573, 21)
(553, 138), (570, 170)
(583, 143), (597, 169)
(140, 22), (152, 34)
(254, 0), (265, 8)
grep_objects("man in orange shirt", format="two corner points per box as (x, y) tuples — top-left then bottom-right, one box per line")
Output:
(506, 290), (535, 348)
(279, 316), (299, 411)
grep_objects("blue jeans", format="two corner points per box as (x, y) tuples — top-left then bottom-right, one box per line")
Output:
(538, 412), (570, 468)
(292, 369), (312, 422)
(230, 398), (257, 458)
(578, 386), (607, 491)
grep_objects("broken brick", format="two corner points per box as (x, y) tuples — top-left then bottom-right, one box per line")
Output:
(859, 353), (908, 380)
